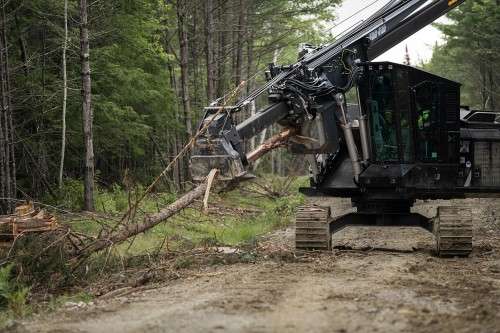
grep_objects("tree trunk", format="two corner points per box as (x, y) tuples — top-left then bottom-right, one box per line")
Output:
(59, 0), (68, 189)
(189, 2), (200, 111)
(0, 15), (7, 213)
(247, 128), (296, 163)
(0, 1), (15, 214)
(488, 66), (495, 110)
(177, 0), (192, 137)
(14, 13), (28, 75)
(167, 62), (182, 190)
(205, 0), (216, 102)
(234, 0), (246, 87)
(80, 0), (95, 211)
(216, 0), (227, 97)
(246, 20), (255, 150)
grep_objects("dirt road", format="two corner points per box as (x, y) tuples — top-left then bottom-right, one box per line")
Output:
(23, 199), (500, 333)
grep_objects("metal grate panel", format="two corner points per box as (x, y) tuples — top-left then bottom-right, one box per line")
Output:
(474, 142), (500, 186)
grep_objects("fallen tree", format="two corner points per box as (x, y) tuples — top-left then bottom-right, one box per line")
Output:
(77, 180), (210, 257)
(76, 127), (297, 258)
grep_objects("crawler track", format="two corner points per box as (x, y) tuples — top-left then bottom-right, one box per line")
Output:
(295, 205), (331, 250)
(435, 206), (473, 257)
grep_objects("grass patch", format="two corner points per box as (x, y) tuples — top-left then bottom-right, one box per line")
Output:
(2, 175), (307, 324)
(108, 176), (307, 254)
(0, 264), (31, 325)
(53, 175), (306, 255)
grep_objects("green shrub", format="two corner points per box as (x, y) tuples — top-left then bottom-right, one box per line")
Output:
(0, 264), (30, 318)
(45, 179), (85, 211)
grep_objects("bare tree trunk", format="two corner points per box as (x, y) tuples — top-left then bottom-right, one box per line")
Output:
(205, 0), (216, 101)
(234, 0), (246, 87)
(177, 0), (192, 136)
(216, 0), (227, 97)
(177, 0), (192, 186)
(246, 18), (255, 150)
(0, 13), (7, 212)
(480, 62), (488, 111)
(0, 1), (15, 213)
(80, 0), (95, 211)
(167, 62), (182, 190)
(489, 67), (495, 110)
(252, 127), (267, 171)
(4, 5), (14, 205)
(189, 2), (200, 111)
(59, 0), (68, 189)
(14, 13), (28, 75)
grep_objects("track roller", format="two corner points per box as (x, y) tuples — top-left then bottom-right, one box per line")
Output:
(295, 205), (331, 251)
(434, 206), (473, 257)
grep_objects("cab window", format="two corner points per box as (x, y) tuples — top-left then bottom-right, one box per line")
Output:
(414, 82), (440, 162)
(369, 72), (398, 161)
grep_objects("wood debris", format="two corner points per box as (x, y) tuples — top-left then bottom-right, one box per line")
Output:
(0, 202), (59, 240)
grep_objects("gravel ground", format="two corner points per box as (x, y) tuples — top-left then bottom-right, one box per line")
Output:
(18, 198), (500, 333)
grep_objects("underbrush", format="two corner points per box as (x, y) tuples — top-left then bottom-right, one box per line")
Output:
(0, 264), (31, 322)
(50, 176), (306, 254)
(1, 175), (306, 326)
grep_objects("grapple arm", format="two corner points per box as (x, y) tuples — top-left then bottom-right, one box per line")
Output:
(190, 102), (291, 181)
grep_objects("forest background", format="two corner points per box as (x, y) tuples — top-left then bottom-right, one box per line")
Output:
(0, 0), (498, 213)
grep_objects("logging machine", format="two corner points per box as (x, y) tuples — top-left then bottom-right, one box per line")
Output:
(190, 0), (500, 256)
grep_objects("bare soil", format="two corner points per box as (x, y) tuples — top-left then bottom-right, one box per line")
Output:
(20, 198), (500, 333)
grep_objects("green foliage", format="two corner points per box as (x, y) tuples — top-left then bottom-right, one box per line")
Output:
(53, 179), (85, 211)
(52, 176), (305, 255)
(113, 176), (306, 254)
(95, 184), (131, 213)
(12, 233), (74, 291)
(7, 0), (337, 200)
(0, 265), (30, 318)
(424, 0), (500, 109)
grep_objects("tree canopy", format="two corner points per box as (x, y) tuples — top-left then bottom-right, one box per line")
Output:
(1, 0), (340, 210)
(424, 0), (500, 110)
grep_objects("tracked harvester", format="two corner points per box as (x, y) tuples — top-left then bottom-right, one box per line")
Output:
(190, 0), (500, 257)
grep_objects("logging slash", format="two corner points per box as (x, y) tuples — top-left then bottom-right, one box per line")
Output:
(0, 127), (297, 263)
(77, 179), (210, 256)
(76, 127), (297, 258)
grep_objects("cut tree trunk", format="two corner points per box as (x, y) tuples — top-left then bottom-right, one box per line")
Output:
(0, 202), (58, 239)
(247, 128), (296, 163)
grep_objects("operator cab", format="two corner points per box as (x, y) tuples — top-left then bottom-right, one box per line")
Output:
(357, 62), (461, 190)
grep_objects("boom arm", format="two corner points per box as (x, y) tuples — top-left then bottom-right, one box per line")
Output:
(190, 0), (466, 181)
(233, 0), (465, 108)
